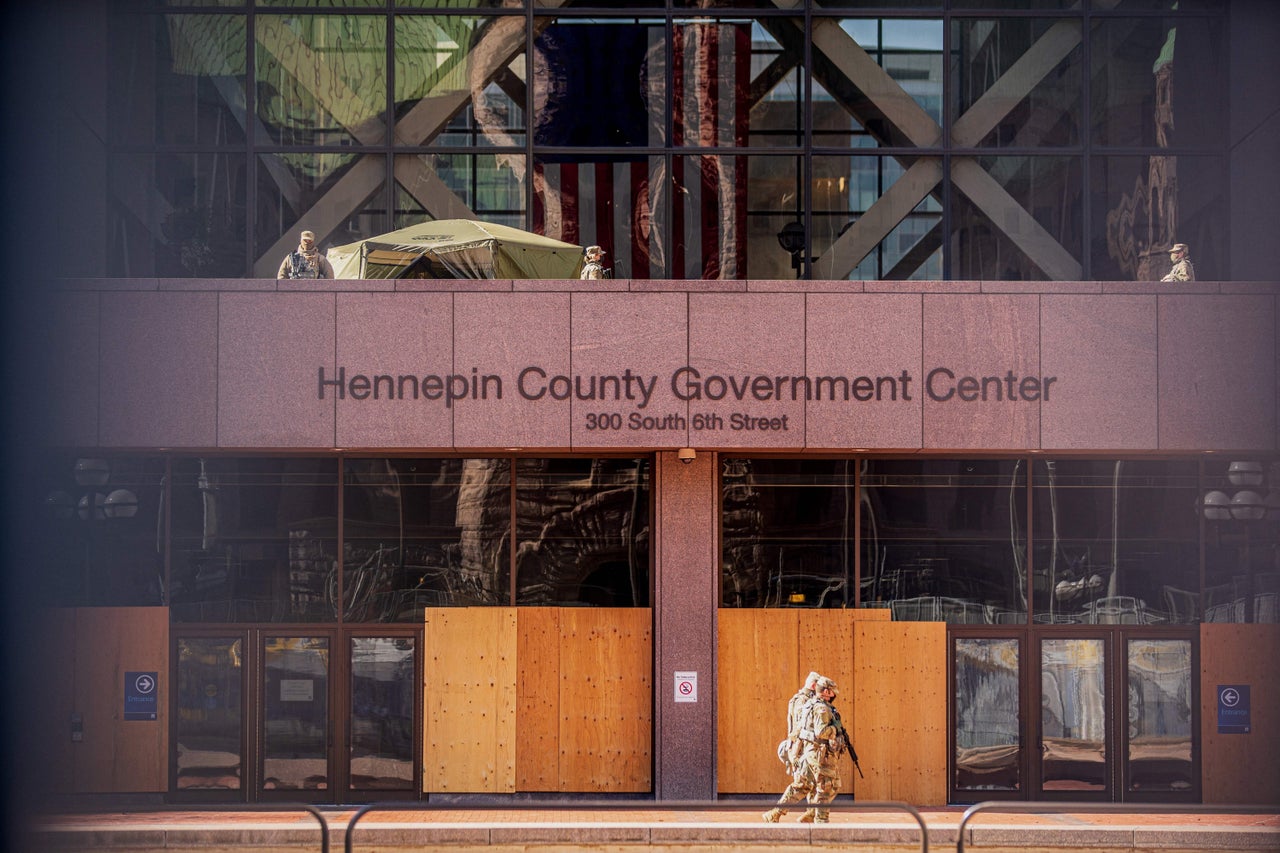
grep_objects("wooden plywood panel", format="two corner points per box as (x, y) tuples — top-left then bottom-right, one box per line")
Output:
(423, 608), (516, 793)
(1200, 624), (1280, 804)
(717, 609), (799, 793)
(73, 607), (169, 792)
(35, 609), (77, 793)
(516, 608), (560, 791)
(853, 621), (947, 805)
(557, 609), (652, 792)
(800, 611), (861, 794)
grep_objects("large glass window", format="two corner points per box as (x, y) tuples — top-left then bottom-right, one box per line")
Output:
(721, 459), (859, 609)
(92, 5), (1228, 279)
(1201, 459), (1279, 624)
(1031, 460), (1199, 625)
(170, 458), (340, 623)
(515, 458), (651, 606)
(343, 458), (512, 619)
(36, 455), (167, 607)
(862, 459), (1027, 622)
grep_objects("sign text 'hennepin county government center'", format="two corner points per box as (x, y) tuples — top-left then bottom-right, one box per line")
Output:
(4, 0), (1278, 810)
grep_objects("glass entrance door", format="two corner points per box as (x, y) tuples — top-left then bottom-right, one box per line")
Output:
(346, 635), (419, 798)
(260, 635), (332, 796)
(1038, 636), (1110, 797)
(174, 629), (421, 802)
(952, 628), (1197, 803)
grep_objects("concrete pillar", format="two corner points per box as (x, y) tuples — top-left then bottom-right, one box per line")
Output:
(653, 448), (718, 800)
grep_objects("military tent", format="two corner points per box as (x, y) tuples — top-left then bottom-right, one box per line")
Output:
(327, 220), (584, 280)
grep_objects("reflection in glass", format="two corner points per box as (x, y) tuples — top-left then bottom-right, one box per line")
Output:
(170, 458), (339, 623)
(1127, 639), (1193, 792)
(1202, 459), (1280, 625)
(343, 459), (511, 618)
(674, 155), (744, 279)
(176, 638), (243, 790)
(816, 18), (943, 148)
(263, 636), (329, 791)
(955, 638), (1020, 791)
(113, 15), (247, 147)
(951, 156), (1082, 280)
(533, 155), (667, 279)
(533, 19), (666, 148)
(255, 150), (370, 273)
(811, 155), (942, 281)
(1041, 638), (1107, 791)
(950, 18), (1081, 147)
(1092, 154), (1226, 282)
(395, 16), (525, 148)
(721, 459), (858, 608)
(109, 153), (247, 278)
(255, 15), (386, 147)
(350, 637), (416, 790)
(36, 455), (167, 607)
(1031, 460), (1199, 625)
(862, 460), (1027, 622)
(515, 458), (651, 606)
(394, 153), (525, 232)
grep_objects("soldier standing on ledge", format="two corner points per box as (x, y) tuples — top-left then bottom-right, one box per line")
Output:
(278, 229), (334, 280)
(1160, 242), (1195, 282)
(580, 245), (607, 280)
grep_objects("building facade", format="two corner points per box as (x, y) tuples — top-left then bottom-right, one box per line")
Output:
(3, 0), (1279, 811)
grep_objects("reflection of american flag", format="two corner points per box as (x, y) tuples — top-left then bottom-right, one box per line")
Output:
(533, 23), (749, 280)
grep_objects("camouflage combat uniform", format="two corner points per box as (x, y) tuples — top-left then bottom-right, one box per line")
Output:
(765, 676), (841, 824)
(1160, 244), (1195, 282)
(802, 696), (845, 822)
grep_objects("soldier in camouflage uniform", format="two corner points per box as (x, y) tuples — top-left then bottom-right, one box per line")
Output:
(765, 671), (822, 823)
(1160, 243), (1195, 282)
(764, 676), (844, 823)
(805, 678), (847, 822)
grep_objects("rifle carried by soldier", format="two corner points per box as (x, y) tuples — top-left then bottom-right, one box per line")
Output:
(828, 705), (864, 779)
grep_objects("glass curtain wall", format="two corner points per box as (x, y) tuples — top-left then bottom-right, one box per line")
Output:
(90, 2), (1225, 280)
(721, 456), (1272, 624)
(32, 454), (651, 620)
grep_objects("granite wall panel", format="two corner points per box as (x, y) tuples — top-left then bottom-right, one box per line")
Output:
(217, 292), (336, 448)
(99, 292), (218, 448)
(335, 292), (453, 449)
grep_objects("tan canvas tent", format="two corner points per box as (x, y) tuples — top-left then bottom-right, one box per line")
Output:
(328, 220), (584, 280)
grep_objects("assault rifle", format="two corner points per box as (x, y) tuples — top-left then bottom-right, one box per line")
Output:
(835, 723), (864, 779)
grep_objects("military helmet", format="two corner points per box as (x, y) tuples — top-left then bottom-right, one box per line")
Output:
(817, 676), (839, 697)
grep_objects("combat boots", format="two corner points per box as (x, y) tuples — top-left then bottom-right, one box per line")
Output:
(796, 808), (816, 823)
(815, 809), (830, 823)
(761, 808), (786, 823)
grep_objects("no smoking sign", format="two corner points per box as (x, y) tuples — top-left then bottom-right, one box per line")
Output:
(674, 671), (698, 703)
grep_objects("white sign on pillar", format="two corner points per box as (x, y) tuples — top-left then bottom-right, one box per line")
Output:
(674, 671), (698, 703)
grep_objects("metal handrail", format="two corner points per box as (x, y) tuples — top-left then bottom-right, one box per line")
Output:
(956, 801), (1280, 853)
(344, 799), (929, 853)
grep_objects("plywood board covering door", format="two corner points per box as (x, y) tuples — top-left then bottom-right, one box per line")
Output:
(423, 608), (517, 793)
(426, 607), (652, 794)
(716, 609), (945, 804)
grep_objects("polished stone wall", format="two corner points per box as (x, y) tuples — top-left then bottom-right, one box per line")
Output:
(36, 279), (1278, 455)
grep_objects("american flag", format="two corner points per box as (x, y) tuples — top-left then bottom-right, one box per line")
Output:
(532, 22), (750, 280)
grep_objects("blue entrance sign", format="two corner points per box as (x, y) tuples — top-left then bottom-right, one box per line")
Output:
(1217, 684), (1250, 734)
(125, 671), (158, 721)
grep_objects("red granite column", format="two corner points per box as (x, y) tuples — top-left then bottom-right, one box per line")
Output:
(653, 447), (719, 800)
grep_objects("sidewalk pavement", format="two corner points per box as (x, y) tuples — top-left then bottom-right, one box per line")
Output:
(25, 802), (1280, 853)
